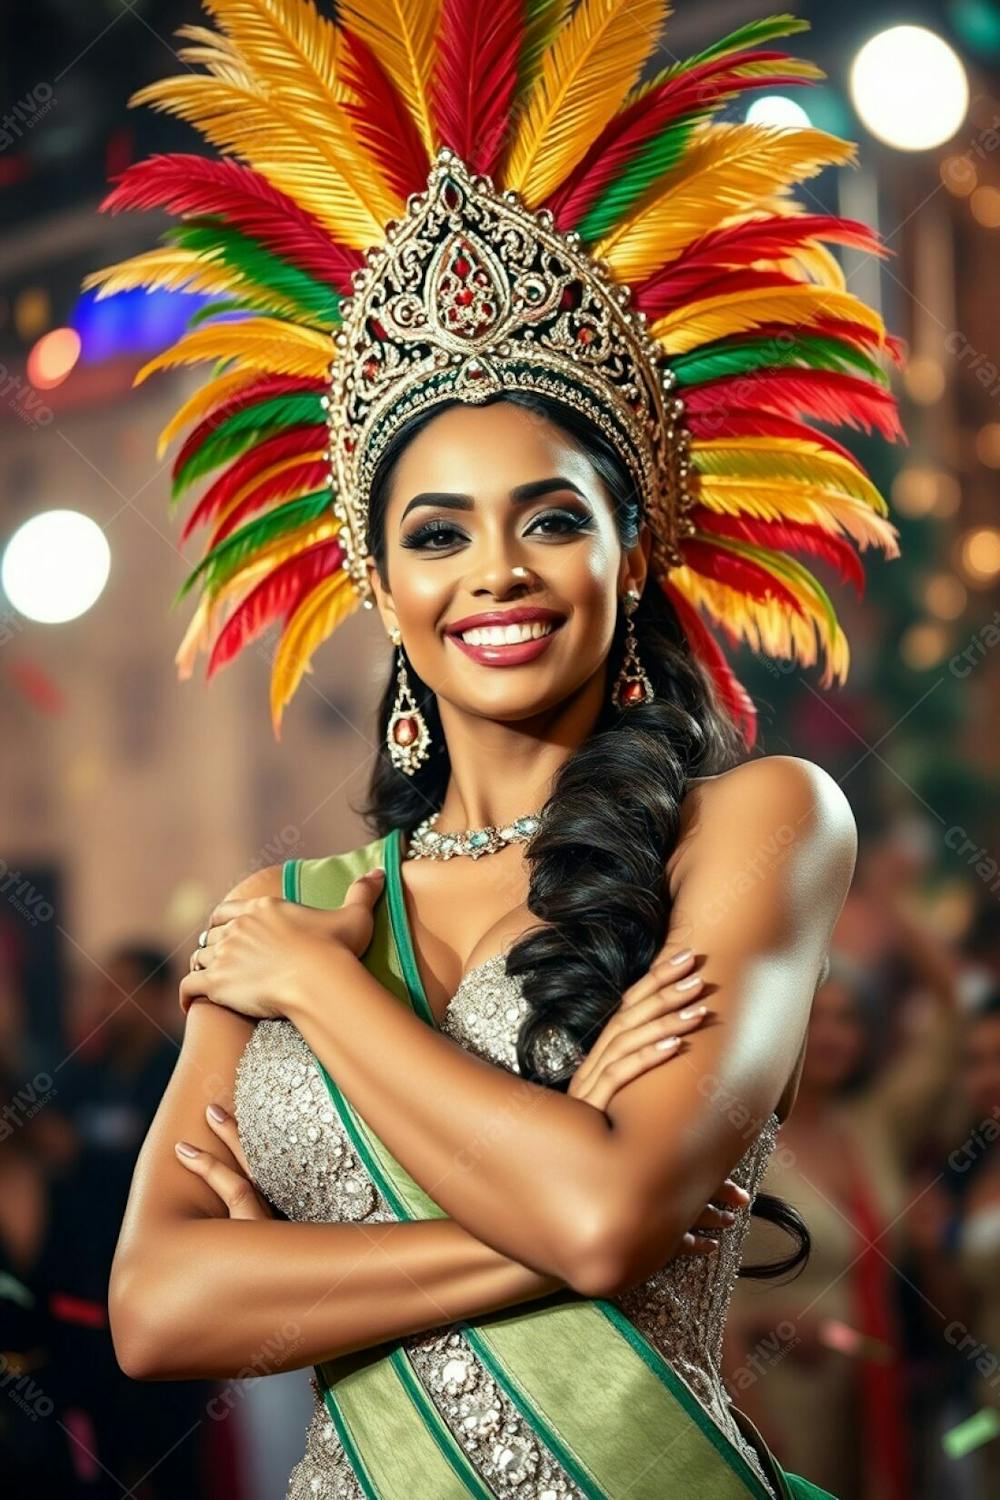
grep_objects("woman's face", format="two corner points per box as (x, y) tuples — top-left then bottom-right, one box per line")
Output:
(366, 400), (649, 722)
(802, 979), (867, 1091)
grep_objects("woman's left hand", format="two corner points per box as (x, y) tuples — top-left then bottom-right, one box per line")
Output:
(179, 870), (385, 1019)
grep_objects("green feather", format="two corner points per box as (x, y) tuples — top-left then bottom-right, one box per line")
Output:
(576, 114), (707, 244)
(168, 219), (341, 325)
(186, 298), (252, 328)
(517, 0), (569, 93)
(673, 333), (890, 387)
(172, 394), (326, 497)
(172, 491), (333, 605)
(662, 16), (810, 77)
(699, 532), (839, 640)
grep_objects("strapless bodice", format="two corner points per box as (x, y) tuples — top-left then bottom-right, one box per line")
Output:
(235, 953), (780, 1499)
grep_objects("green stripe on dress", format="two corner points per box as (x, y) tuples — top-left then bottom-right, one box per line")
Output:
(292, 835), (779, 1500)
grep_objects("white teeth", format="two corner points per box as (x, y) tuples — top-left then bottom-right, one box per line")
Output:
(458, 620), (555, 646)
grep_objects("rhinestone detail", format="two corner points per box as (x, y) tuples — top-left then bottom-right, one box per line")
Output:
(236, 967), (779, 1497)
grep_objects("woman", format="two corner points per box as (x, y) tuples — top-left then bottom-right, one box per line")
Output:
(91, 3), (903, 1495)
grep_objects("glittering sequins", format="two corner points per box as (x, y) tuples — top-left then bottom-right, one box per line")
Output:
(235, 965), (780, 1498)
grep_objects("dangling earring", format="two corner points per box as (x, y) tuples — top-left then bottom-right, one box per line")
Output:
(386, 627), (431, 775)
(611, 589), (654, 708)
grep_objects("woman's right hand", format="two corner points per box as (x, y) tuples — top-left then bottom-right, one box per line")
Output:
(567, 947), (750, 1255)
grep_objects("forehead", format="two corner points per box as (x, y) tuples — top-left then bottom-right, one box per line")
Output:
(387, 400), (602, 501)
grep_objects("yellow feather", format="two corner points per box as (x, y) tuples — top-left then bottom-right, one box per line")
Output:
(504, 0), (665, 207)
(652, 284), (886, 354)
(270, 570), (359, 736)
(134, 317), (333, 386)
(337, 0), (443, 157)
(669, 564), (850, 686)
(692, 438), (889, 513)
(695, 477), (901, 556)
(158, 370), (264, 458)
(82, 248), (306, 324)
(132, 66), (393, 250)
(208, 452), (326, 543)
(596, 124), (856, 281)
(175, 593), (217, 681)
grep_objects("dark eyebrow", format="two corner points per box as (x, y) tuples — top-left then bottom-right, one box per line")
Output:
(399, 477), (586, 524)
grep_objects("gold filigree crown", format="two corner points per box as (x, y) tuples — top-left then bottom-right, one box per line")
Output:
(327, 147), (693, 600)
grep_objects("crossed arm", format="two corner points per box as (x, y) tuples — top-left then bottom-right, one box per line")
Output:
(110, 755), (853, 1380)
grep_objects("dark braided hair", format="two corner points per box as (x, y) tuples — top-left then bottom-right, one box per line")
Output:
(357, 389), (809, 1282)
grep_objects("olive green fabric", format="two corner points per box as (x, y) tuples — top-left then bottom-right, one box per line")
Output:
(283, 833), (835, 1499)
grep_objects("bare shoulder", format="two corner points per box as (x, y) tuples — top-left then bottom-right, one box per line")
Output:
(218, 861), (285, 903)
(667, 755), (857, 900)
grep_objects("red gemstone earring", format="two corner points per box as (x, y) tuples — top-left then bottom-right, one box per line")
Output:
(611, 590), (654, 709)
(386, 627), (431, 775)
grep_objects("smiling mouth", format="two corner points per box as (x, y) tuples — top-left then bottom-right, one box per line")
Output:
(452, 619), (560, 646)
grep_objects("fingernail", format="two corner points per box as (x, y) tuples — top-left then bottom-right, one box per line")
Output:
(367, 867), (386, 880)
(175, 1141), (199, 1157)
(678, 1004), (707, 1020)
(207, 1104), (227, 1123)
(656, 1036), (681, 1051)
(674, 974), (701, 991)
(669, 948), (693, 965)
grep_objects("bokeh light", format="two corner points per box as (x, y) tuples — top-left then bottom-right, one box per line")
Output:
(26, 327), (82, 389)
(957, 525), (1000, 582)
(2, 510), (111, 624)
(850, 27), (970, 150)
(745, 95), (812, 129)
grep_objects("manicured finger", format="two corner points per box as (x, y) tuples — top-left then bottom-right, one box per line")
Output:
(571, 1034), (688, 1110)
(174, 1141), (260, 1219)
(342, 870), (386, 906)
(676, 1230), (721, 1258)
(205, 1103), (252, 1178)
(690, 1203), (739, 1232)
(620, 948), (697, 1008)
(712, 1178), (752, 1212)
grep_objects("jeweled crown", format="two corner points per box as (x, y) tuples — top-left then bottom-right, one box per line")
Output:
(327, 148), (694, 603)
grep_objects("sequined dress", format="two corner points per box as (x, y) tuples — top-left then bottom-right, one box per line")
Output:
(234, 951), (781, 1499)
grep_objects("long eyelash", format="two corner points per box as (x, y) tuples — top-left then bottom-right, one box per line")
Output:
(401, 509), (591, 550)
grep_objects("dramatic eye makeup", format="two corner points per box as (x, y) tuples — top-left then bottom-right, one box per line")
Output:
(398, 477), (596, 551)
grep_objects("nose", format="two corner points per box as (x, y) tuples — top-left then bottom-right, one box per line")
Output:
(470, 540), (541, 597)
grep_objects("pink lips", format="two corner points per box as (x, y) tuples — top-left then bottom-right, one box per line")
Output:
(445, 612), (565, 668)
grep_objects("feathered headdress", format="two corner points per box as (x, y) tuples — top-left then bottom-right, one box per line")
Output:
(86, 0), (902, 745)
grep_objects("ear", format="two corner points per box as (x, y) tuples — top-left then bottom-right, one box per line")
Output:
(365, 554), (399, 640)
(620, 522), (652, 598)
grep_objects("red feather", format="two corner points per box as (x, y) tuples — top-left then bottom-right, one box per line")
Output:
(339, 27), (432, 199)
(661, 580), (758, 749)
(207, 538), (345, 678)
(547, 54), (814, 229)
(431, 0), (523, 179)
(180, 427), (327, 541)
(634, 215), (887, 318)
(689, 509), (866, 593)
(684, 369), (904, 441)
(101, 155), (363, 291)
(173, 376), (325, 478)
(687, 410), (865, 469)
(680, 538), (807, 615)
(209, 460), (329, 546)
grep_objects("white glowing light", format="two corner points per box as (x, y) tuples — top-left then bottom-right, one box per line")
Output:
(850, 27), (969, 151)
(2, 510), (111, 623)
(745, 95), (812, 130)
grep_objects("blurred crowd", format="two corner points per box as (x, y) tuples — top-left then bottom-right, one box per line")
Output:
(0, 820), (998, 1499)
